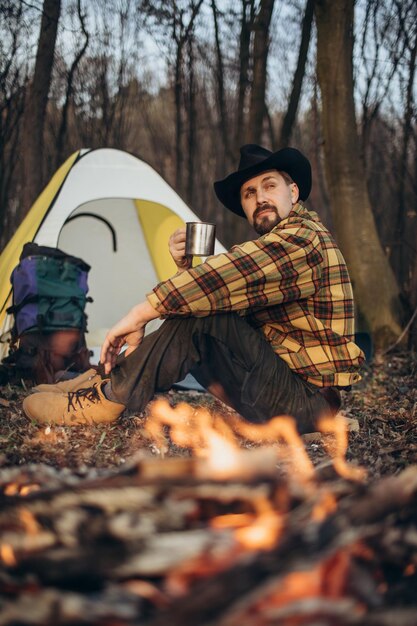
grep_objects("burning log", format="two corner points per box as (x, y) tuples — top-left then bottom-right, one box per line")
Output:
(0, 452), (416, 625)
(0, 398), (416, 625)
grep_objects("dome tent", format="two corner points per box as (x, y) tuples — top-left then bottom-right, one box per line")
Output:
(0, 148), (226, 366)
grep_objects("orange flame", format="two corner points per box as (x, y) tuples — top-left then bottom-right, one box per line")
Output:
(235, 510), (284, 551)
(210, 513), (255, 529)
(202, 430), (241, 478)
(311, 490), (338, 522)
(317, 415), (367, 481)
(211, 491), (285, 552)
(19, 484), (41, 496)
(4, 482), (41, 497)
(19, 507), (40, 535)
(232, 545), (364, 622)
(0, 544), (17, 566)
(4, 483), (19, 496)
(146, 398), (365, 486)
(146, 400), (317, 483)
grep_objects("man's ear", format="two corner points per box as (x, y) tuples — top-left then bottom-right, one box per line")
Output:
(291, 182), (300, 204)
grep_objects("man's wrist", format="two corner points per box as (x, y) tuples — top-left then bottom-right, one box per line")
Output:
(132, 300), (160, 326)
(176, 255), (192, 271)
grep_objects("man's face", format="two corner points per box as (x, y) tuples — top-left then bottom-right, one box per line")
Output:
(240, 170), (299, 235)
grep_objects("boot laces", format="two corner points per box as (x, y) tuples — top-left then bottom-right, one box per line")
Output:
(67, 384), (101, 411)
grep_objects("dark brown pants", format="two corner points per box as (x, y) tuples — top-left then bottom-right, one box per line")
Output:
(110, 313), (334, 434)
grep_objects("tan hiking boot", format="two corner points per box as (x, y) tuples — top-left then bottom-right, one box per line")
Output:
(23, 382), (125, 426)
(32, 369), (104, 393)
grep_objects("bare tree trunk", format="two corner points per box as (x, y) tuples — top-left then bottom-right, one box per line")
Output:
(186, 35), (196, 206)
(0, 3), (26, 251)
(235, 0), (254, 150)
(21, 0), (61, 216)
(173, 0), (203, 197)
(278, 0), (315, 147)
(265, 103), (276, 148)
(315, 0), (403, 349)
(311, 79), (331, 227)
(409, 233), (417, 349)
(211, 0), (233, 166)
(55, 0), (89, 167)
(411, 132), (417, 349)
(174, 35), (186, 195)
(246, 0), (274, 144)
(394, 15), (417, 295)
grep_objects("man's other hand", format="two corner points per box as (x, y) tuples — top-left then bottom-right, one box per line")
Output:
(100, 301), (159, 374)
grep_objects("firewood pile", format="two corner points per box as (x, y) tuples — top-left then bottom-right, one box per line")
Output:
(0, 399), (417, 626)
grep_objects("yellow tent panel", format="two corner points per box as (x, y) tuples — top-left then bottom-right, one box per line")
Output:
(135, 200), (182, 281)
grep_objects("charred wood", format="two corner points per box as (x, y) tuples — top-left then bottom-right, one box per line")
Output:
(0, 459), (416, 625)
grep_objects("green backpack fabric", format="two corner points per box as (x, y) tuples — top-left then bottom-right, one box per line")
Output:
(1, 243), (92, 384)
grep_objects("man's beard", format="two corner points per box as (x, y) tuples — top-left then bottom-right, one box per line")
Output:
(253, 204), (282, 235)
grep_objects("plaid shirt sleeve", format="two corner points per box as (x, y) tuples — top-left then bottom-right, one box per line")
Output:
(147, 226), (324, 317)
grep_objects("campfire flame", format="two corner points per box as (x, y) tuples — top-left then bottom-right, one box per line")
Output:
(2, 390), (410, 623)
(147, 399), (319, 482)
(0, 544), (16, 567)
(19, 507), (40, 535)
(234, 510), (284, 551)
(246, 546), (362, 616)
(141, 398), (367, 571)
(4, 483), (19, 496)
(210, 490), (285, 552)
(4, 482), (41, 497)
(146, 399), (364, 486)
(317, 415), (367, 481)
(203, 430), (241, 479)
(311, 490), (338, 522)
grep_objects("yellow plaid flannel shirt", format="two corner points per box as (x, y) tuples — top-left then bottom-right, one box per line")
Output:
(147, 204), (365, 387)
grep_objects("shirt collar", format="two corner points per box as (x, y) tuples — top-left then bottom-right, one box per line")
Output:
(269, 203), (322, 231)
(287, 203), (320, 222)
(259, 204), (323, 239)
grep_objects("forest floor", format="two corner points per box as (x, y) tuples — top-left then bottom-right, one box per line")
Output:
(0, 350), (416, 482)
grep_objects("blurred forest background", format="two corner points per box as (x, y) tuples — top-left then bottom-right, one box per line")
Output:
(0, 0), (416, 350)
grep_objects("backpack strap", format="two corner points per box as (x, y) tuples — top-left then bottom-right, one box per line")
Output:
(6, 294), (39, 316)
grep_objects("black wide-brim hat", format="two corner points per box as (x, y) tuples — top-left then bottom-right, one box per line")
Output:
(214, 144), (312, 217)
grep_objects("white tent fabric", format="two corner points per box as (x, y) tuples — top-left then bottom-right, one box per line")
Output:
(58, 198), (159, 346)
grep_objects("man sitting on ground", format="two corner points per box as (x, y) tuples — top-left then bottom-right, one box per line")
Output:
(23, 144), (365, 432)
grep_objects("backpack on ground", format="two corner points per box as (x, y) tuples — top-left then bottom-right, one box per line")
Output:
(1, 243), (93, 385)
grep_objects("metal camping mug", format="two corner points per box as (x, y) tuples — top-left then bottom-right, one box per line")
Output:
(185, 222), (216, 256)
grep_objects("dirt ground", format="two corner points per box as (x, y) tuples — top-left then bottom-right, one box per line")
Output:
(0, 350), (416, 482)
